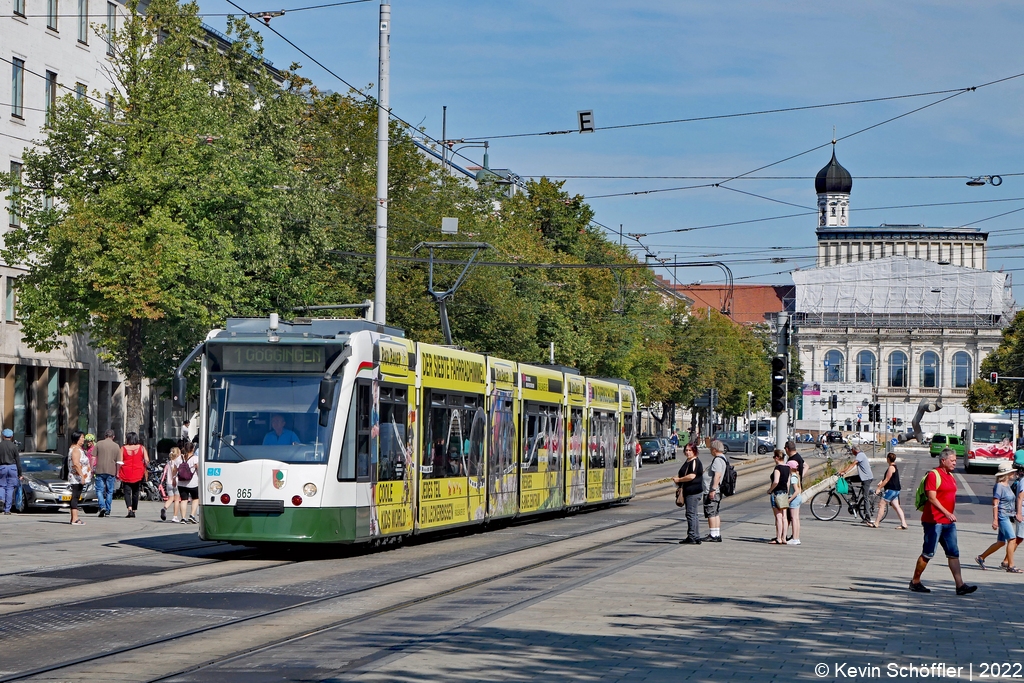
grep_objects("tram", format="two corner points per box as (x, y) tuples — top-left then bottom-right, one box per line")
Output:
(172, 316), (638, 545)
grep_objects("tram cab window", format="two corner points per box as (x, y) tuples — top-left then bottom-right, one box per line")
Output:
(568, 408), (584, 471)
(339, 381), (373, 482)
(378, 386), (408, 482)
(424, 392), (485, 479)
(522, 403), (562, 474)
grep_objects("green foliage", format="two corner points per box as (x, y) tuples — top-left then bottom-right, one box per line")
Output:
(970, 309), (1024, 412)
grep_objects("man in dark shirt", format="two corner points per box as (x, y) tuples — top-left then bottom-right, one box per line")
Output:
(93, 430), (121, 518)
(0, 428), (22, 514)
(784, 441), (805, 482)
(672, 443), (704, 544)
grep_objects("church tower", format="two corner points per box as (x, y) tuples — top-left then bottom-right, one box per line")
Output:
(815, 145), (853, 227)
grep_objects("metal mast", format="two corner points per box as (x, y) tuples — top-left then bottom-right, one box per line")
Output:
(373, 1), (391, 324)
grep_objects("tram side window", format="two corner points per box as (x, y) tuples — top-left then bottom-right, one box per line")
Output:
(568, 408), (584, 470)
(339, 382), (373, 482)
(489, 395), (515, 478)
(549, 407), (564, 473)
(424, 392), (485, 479)
(588, 412), (604, 469)
(524, 404), (562, 474)
(622, 412), (634, 467)
(603, 414), (619, 468)
(522, 411), (541, 474)
(379, 386), (408, 482)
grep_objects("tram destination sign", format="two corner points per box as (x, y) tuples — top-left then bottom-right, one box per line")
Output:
(216, 344), (326, 373)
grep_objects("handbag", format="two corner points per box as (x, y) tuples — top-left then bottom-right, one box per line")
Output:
(774, 492), (790, 509)
(836, 476), (849, 495)
(675, 486), (685, 507)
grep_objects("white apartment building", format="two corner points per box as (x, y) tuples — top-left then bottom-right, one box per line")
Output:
(1, 0), (129, 452)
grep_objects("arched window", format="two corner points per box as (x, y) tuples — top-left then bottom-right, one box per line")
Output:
(920, 351), (939, 388)
(952, 352), (973, 388)
(888, 351), (908, 388)
(824, 350), (844, 382)
(856, 351), (876, 385)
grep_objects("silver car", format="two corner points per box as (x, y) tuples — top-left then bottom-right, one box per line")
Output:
(17, 452), (99, 513)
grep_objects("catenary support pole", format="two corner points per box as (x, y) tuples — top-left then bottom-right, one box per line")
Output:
(373, 1), (391, 324)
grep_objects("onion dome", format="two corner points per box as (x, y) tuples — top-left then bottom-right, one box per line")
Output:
(815, 149), (853, 194)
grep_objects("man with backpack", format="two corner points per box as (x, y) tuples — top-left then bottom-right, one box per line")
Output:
(909, 448), (977, 595)
(702, 440), (732, 542)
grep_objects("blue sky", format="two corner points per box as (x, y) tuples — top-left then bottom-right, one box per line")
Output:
(199, 0), (1024, 293)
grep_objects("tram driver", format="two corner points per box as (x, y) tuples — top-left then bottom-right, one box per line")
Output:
(263, 414), (301, 446)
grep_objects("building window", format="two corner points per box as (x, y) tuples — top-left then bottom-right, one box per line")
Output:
(952, 352), (973, 388)
(78, 369), (89, 432)
(9, 161), (22, 227)
(888, 351), (908, 388)
(920, 351), (939, 388)
(13, 366), (27, 440)
(75, 82), (86, 100)
(11, 58), (24, 118)
(105, 94), (114, 118)
(856, 350), (876, 385)
(13, 0), (24, 16)
(105, 2), (116, 55)
(45, 71), (58, 126)
(824, 350), (844, 382)
(5, 276), (16, 321)
(78, 0), (88, 43)
(47, 0), (57, 29)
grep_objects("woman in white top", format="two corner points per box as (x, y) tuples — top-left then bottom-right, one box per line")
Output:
(67, 430), (92, 526)
(161, 447), (182, 523)
(177, 441), (200, 524)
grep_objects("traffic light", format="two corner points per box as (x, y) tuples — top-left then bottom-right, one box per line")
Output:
(991, 372), (999, 384)
(868, 403), (881, 422)
(829, 394), (838, 410)
(770, 356), (787, 414)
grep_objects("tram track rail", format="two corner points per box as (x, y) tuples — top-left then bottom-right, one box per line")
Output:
(1, 455), (826, 683)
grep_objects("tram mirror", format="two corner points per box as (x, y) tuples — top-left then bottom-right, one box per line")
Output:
(318, 378), (337, 427)
(172, 376), (187, 408)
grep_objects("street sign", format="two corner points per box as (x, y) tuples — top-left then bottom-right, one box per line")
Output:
(890, 438), (898, 447)
(577, 110), (595, 134)
(857, 412), (862, 420)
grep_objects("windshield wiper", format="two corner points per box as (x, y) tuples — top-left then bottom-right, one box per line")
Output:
(211, 432), (248, 461)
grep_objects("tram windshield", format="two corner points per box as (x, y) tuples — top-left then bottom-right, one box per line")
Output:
(206, 375), (333, 463)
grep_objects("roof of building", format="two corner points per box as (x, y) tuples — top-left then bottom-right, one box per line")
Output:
(792, 256), (1013, 316)
(664, 282), (793, 324)
(815, 149), (853, 194)
(816, 224), (987, 241)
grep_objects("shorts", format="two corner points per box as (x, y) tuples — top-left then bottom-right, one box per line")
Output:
(789, 493), (803, 509)
(178, 486), (199, 501)
(921, 522), (959, 560)
(1017, 519), (1024, 541)
(882, 489), (900, 503)
(998, 516), (1016, 543)
(703, 494), (721, 518)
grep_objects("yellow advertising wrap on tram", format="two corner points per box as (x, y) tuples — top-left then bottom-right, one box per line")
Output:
(417, 344), (487, 530)
(370, 338), (418, 537)
(617, 382), (637, 499)
(487, 358), (518, 519)
(565, 374), (587, 507)
(519, 364), (566, 515)
(586, 378), (620, 504)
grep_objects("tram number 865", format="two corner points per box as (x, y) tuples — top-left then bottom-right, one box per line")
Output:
(237, 488), (253, 499)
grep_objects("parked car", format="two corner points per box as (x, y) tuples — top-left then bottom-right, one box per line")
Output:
(639, 438), (665, 464)
(17, 452), (99, 513)
(823, 431), (845, 443)
(846, 433), (871, 445)
(713, 431), (771, 455)
(929, 433), (965, 458)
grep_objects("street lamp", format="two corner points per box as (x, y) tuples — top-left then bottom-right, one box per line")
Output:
(746, 391), (754, 455)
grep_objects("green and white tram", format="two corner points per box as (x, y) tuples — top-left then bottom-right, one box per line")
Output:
(173, 316), (638, 545)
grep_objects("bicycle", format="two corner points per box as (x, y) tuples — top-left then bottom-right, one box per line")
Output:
(810, 477), (887, 523)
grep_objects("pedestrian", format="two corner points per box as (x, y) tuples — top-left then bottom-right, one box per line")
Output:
(784, 441), (805, 482)
(118, 431), (149, 518)
(84, 433), (97, 469)
(872, 452), (907, 529)
(1015, 472), (1024, 568)
(975, 462), (1020, 573)
(672, 443), (703, 544)
(909, 448), (977, 595)
(177, 440), (200, 524)
(786, 459), (802, 545)
(161, 446), (182, 523)
(767, 450), (790, 544)
(839, 446), (876, 524)
(67, 430), (91, 526)
(93, 430), (120, 518)
(635, 439), (642, 470)
(701, 439), (728, 542)
(0, 428), (22, 515)
(180, 419), (190, 443)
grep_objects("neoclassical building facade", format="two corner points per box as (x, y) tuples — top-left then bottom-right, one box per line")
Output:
(791, 151), (1013, 435)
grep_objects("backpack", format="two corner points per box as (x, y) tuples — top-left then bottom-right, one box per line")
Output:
(915, 469), (942, 511)
(177, 457), (194, 483)
(1015, 449), (1024, 469)
(716, 456), (738, 497)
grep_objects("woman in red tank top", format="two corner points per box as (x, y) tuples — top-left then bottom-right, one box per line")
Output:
(118, 432), (149, 518)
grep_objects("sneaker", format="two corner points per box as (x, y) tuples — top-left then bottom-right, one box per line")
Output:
(787, 539), (801, 545)
(160, 508), (166, 521)
(679, 538), (701, 545)
(702, 534), (722, 543)
(98, 510), (105, 518)
(956, 584), (978, 596)
(976, 555), (987, 570)
(908, 581), (931, 593)
(171, 516), (180, 523)
(187, 515), (198, 524)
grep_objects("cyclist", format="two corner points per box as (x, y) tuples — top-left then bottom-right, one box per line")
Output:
(839, 446), (876, 523)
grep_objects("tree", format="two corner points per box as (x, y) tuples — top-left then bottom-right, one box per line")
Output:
(969, 309), (1024, 412)
(2, 0), (317, 432)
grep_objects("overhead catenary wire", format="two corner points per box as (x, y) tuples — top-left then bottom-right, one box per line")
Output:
(13, 0), (373, 18)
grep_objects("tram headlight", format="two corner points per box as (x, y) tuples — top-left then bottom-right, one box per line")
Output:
(208, 480), (223, 495)
(303, 483), (317, 497)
